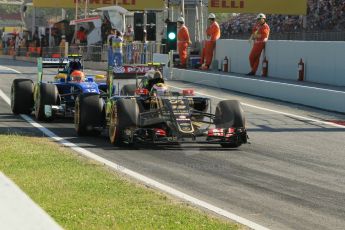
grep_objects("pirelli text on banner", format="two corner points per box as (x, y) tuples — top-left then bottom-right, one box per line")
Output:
(33, 0), (164, 10)
(209, 0), (307, 15)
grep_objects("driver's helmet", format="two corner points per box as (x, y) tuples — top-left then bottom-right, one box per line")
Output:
(144, 70), (164, 90)
(150, 83), (168, 96)
(70, 70), (85, 82)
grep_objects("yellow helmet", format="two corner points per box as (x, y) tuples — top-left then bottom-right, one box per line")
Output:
(151, 83), (168, 96)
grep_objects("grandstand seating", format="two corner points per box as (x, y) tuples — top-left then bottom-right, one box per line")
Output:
(220, 0), (345, 39)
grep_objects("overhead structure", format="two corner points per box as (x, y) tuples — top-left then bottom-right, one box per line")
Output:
(96, 5), (129, 32)
(209, 0), (307, 15)
(0, 0), (24, 5)
(32, 0), (164, 10)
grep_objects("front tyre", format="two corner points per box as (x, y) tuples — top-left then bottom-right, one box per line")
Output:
(109, 98), (139, 146)
(35, 83), (58, 121)
(215, 100), (246, 148)
(75, 93), (104, 136)
(11, 79), (34, 114)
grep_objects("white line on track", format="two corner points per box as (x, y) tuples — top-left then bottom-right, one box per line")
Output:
(0, 88), (269, 230)
(0, 65), (22, 74)
(168, 85), (345, 129)
(178, 69), (345, 93)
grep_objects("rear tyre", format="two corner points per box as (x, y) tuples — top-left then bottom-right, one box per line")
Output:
(35, 83), (59, 121)
(109, 98), (139, 146)
(11, 79), (34, 114)
(75, 93), (104, 136)
(120, 84), (137, 96)
(215, 100), (245, 148)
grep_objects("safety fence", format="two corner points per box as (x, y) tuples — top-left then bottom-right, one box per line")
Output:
(222, 31), (345, 41)
(0, 42), (165, 65)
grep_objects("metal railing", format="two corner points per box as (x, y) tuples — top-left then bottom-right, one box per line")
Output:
(1, 41), (166, 65)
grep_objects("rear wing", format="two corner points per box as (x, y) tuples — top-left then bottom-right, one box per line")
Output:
(37, 55), (84, 82)
(41, 55), (82, 68)
(41, 58), (69, 68)
(112, 63), (166, 79)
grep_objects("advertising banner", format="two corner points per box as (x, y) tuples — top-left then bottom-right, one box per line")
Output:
(33, 0), (164, 10)
(209, 0), (307, 15)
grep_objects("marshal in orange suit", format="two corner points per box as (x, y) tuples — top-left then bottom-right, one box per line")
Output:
(247, 13), (270, 76)
(177, 17), (191, 68)
(200, 13), (221, 70)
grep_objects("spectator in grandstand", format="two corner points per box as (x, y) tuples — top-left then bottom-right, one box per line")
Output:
(107, 28), (116, 66)
(32, 30), (40, 47)
(112, 30), (123, 66)
(177, 16), (191, 68)
(141, 29), (148, 64)
(124, 25), (134, 43)
(161, 18), (170, 54)
(220, 0), (345, 38)
(124, 25), (134, 63)
(200, 13), (221, 70)
(246, 13), (270, 76)
(20, 37), (26, 48)
(59, 35), (66, 56)
(41, 34), (49, 47)
(76, 26), (87, 45)
(101, 18), (111, 45)
(14, 35), (20, 55)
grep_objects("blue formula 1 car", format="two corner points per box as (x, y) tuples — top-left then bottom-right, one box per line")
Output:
(11, 55), (110, 132)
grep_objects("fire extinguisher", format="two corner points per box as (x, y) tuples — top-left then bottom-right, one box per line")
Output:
(298, 58), (305, 81)
(223, 56), (229, 72)
(262, 57), (268, 77)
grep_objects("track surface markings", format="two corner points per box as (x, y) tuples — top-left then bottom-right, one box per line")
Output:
(0, 84), (269, 230)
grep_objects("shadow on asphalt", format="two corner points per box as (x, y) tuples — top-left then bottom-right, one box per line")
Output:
(0, 59), (35, 67)
(0, 114), (239, 151)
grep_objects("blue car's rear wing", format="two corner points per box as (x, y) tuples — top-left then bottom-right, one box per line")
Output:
(41, 58), (69, 68)
(41, 54), (82, 68)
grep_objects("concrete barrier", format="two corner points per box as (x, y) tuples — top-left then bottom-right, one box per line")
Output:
(172, 68), (345, 113)
(3, 54), (344, 113)
(215, 39), (345, 87)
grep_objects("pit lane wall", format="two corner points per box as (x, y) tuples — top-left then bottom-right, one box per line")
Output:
(215, 39), (345, 86)
(152, 52), (345, 113)
(169, 68), (345, 113)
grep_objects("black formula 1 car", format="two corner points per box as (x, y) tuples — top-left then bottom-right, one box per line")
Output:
(75, 69), (248, 148)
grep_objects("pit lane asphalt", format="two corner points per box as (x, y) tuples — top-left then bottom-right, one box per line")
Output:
(1, 59), (345, 230)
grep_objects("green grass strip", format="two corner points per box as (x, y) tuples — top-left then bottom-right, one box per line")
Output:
(0, 135), (240, 230)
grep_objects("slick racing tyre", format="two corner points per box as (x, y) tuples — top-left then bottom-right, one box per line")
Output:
(215, 100), (245, 148)
(75, 93), (104, 136)
(35, 83), (59, 121)
(109, 98), (139, 146)
(120, 84), (137, 96)
(11, 79), (34, 115)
